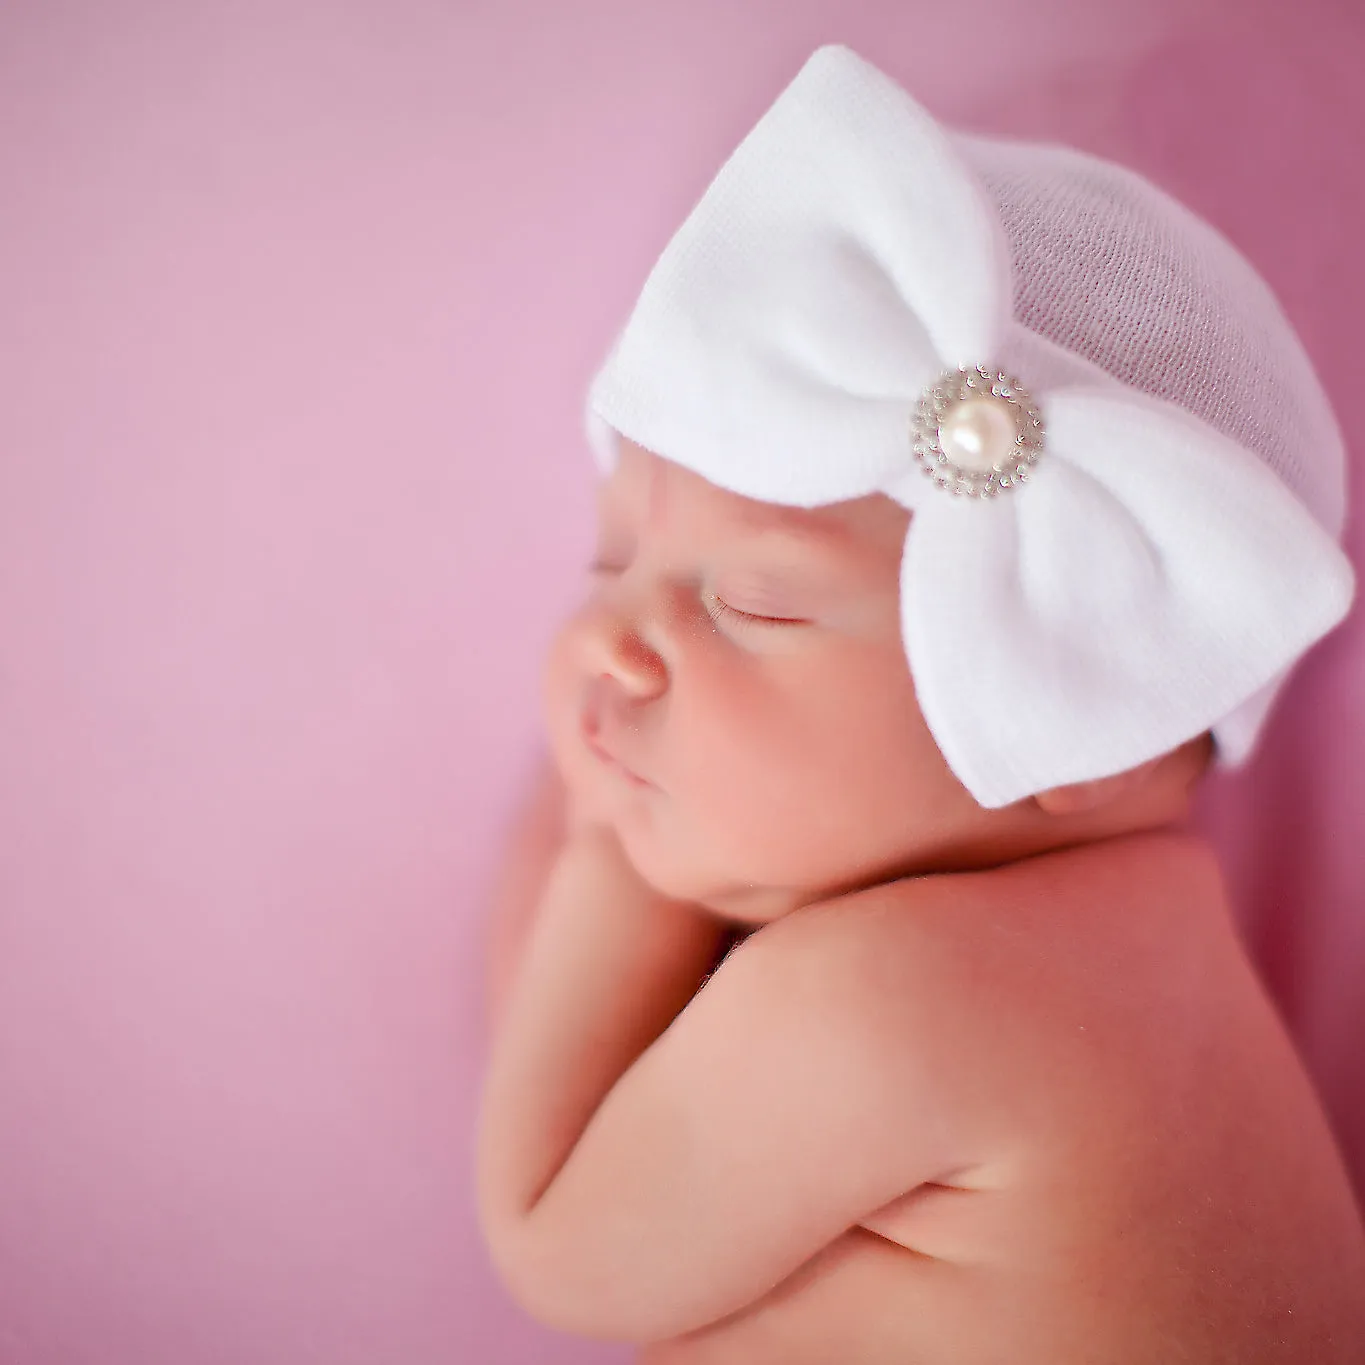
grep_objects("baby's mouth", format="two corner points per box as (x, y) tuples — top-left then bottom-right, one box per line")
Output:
(580, 698), (655, 790)
(585, 732), (653, 789)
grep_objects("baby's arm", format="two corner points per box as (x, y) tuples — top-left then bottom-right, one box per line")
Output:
(477, 820), (728, 1320)
(478, 853), (967, 1344)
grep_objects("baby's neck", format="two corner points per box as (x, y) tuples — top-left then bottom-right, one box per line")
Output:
(694, 803), (1204, 927)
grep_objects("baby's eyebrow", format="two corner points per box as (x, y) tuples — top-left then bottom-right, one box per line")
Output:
(739, 514), (863, 561)
(726, 521), (880, 590)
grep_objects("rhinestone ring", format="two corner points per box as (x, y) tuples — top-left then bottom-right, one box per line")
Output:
(911, 366), (1045, 498)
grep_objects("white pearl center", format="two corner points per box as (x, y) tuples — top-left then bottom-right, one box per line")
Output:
(938, 396), (1018, 474)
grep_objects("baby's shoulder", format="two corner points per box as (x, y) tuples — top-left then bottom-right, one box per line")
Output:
(769, 829), (1228, 989)
(742, 830), (1243, 1150)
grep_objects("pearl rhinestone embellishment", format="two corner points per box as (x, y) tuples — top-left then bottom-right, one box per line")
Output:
(911, 366), (1045, 497)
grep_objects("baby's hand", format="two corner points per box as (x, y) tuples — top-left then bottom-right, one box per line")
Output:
(562, 788), (600, 841)
(548, 741), (605, 839)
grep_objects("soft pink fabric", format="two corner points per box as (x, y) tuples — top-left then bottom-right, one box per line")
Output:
(0, 2), (1358, 1362)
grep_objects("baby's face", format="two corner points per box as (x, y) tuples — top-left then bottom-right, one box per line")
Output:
(544, 439), (997, 920)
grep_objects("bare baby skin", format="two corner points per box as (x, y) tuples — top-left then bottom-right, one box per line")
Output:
(477, 440), (1365, 1363)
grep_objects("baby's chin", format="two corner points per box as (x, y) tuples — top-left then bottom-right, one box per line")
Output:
(612, 810), (819, 924)
(604, 772), (941, 920)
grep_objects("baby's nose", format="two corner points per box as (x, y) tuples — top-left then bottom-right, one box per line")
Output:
(578, 606), (667, 698)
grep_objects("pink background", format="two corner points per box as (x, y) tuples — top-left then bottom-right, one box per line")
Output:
(1, 2), (1361, 1361)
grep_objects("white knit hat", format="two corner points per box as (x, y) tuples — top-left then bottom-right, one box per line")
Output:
(585, 44), (1355, 808)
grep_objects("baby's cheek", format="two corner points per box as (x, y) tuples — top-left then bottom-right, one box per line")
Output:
(710, 681), (919, 869)
(683, 711), (840, 869)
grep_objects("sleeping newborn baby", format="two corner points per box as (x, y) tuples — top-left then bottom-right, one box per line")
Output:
(476, 46), (1365, 1362)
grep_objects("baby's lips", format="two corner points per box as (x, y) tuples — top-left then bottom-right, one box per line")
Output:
(587, 733), (653, 790)
(579, 681), (656, 789)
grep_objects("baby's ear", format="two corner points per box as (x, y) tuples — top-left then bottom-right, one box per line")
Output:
(1032, 757), (1165, 816)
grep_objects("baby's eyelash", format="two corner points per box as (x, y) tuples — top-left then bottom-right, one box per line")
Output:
(703, 593), (806, 629)
(584, 566), (805, 628)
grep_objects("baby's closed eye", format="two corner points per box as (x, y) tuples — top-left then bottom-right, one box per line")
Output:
(703, 589), (811, 629)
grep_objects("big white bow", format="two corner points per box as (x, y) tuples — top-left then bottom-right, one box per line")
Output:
(586, 45), (1354, 807)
